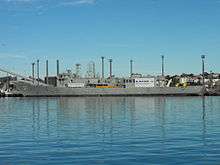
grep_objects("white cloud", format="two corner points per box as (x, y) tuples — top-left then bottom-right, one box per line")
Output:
(60, 0), (96, 6)
(0, 53), (27, 60)
(3, 0), (37, 4)
(2, 0), (96, 6)
(0, 1), (94, 16)
(0, 0), (97, 13)
(9, 0), (33, 1)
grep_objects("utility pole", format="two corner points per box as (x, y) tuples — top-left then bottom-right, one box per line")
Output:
(161, 55), (165, 77)
(93, 62), (96, 78)
(130, 59), (133, 77)
(56, 60), (59, 76)
(109, 59), (112, 78)
(201, 55), (205, 95)
(32, 62), (35, 84)
(37, 59), (39, 85)
(46, 60), (49, 84)
(101, 56), (105, 79)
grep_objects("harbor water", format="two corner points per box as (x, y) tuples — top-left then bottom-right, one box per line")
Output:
(0, 96), (220, 164)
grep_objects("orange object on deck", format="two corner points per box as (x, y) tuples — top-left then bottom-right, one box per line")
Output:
(96, 85), (116, 88)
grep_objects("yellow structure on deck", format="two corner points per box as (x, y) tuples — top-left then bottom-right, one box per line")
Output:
(96, 84), (117, 88)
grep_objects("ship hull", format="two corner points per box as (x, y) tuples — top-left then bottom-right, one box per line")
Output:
(10, 81), (204, 97)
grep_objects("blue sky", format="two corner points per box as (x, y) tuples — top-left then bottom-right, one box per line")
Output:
(0, 0), (219, 78)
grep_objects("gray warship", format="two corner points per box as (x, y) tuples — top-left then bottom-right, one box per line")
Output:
(1, 58), (206, 97)
(8, 80), (204, 97)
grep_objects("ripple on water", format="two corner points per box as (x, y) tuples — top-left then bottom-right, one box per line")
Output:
(0, 96), (220, 165)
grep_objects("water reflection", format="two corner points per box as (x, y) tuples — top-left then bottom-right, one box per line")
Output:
(29, 97), (169, 142)
(154, 97), (166, 139)
(1, 97), (220, 164)
(27, 97), (215, 150)
(202, 96), (206, 120)
(202, 96), (207, 148)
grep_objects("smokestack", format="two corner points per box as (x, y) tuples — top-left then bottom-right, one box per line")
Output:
(46, 60), (49, 84)
(56, 60), (59, 76)
(32, 62), (35, 84)
(161, 55), (164, 77)
(130, 59), (133, 77)
(101, 57), (104, 79)
(109, 59), (112, 78)
(93, 62), (96, 78)
(37, 59), (39, 85)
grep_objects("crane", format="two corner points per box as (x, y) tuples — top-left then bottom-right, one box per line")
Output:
(0, 67), (32, 81)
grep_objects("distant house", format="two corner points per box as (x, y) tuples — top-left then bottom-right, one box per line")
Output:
(179, 75), (200, 85)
